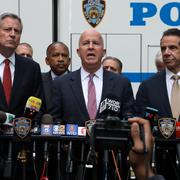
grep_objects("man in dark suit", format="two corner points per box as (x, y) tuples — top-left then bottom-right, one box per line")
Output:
(0, 13), (44, 179)
(50, 29), (134, 180)
(42, 41), (71, 111)
(42, 42), (71, 180)
(135, 28), (180, 180)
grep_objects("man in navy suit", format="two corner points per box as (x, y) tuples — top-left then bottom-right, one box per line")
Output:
(42, 41), (71, 112)
(0, 13), (44, 179)
(50, 29), (134, 180)
(135, 28), (180, 180)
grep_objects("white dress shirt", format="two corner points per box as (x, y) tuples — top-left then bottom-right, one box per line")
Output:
(81, 66), (103, 110)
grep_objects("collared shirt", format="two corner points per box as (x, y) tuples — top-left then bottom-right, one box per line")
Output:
(81, 66), (103, 110)
(166, 68), (180, 102)
(0, 53), (15, 83)
(51, 70), (69, 80)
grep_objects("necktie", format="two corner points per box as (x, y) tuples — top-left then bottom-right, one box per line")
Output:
(171, 74), (180, 121)
(2, 59), (12, 105)
(87, 74), (97, 119)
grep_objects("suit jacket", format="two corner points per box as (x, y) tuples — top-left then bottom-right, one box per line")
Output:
(135, 70), (173, 118)
(42, 71), (53, 112)
(135, 70), (179, 180)
(42, 70), (70, 112)
(0, 54), (43, 118)
(50, 69), (134, 126)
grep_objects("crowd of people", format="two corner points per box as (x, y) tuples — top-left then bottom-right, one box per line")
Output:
(0, 12), (180, 180)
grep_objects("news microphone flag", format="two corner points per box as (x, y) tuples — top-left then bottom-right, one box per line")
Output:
(66, 124), (78, 136)
(52, 124), (65, 135)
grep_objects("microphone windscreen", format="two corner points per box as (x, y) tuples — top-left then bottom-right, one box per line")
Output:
(41, 114), (53, 124)
(0, 111), (7, 124)
(25, 96), (42, 112)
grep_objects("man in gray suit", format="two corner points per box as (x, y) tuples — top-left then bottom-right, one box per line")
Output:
(50, 29), (134, 180)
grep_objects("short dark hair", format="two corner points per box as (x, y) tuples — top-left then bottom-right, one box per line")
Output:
(162, 28), (180, 39)
(0, 12), (23, 33)
(46, 41), (69, 57)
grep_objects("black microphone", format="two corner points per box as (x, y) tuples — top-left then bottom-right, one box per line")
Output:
(40, 114), (53, 180)
(0, 111), (7, 124)
(99, 95), (121, 118)
(0, 111), (7, 134)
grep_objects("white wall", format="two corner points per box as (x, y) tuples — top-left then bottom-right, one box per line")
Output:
(0, 0), (53, 72)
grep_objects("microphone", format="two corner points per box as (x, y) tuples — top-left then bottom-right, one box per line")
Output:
(0, 111), (7, 134)
(143, 107), (158, 130)
(65, 124), (78, 175)
(24, 96), (42, 119)
(40, 114), (53, 180)
(41, 114), (53, 136)
(0, 111), (7, 124)
(99, 95), (121, 118)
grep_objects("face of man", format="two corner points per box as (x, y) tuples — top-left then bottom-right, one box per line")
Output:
(0, 17), (22, 56)
(103, 59), (121, 74)
(16, 45), (33, 58)
(77, 29), (106, 73)
(46, 44), (71, 75)
(161, 35), (180, 73)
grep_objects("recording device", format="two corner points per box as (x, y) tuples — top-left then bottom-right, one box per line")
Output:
(143, 107), (158, 135)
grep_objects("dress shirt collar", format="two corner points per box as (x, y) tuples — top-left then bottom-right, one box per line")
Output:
(81, 66), (103, 81)
(0, 53), (15, 65)
(51, 70), (69, 80)
(166, 68), (180, 82)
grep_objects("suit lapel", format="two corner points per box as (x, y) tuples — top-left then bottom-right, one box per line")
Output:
(0, 79), (8, 108)
(69, 70), (89, 117)
(9, 56), (24, 108)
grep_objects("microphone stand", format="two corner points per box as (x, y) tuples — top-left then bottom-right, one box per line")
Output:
(17, 147), (27, 180)
(103, 149), (109, 180)
(66, 141), (73, 180)
(3, 140), (12, 178)
(56, 141), (61, 180)
(77, 142), (85, 180)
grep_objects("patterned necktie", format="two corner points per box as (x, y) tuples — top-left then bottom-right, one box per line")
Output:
(171, 74), (180, 121)
(2, 59), (12, 105)
(87, 74), (97, 119)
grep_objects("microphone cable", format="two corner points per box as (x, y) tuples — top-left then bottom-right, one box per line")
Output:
(111, 150), (121, 180)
